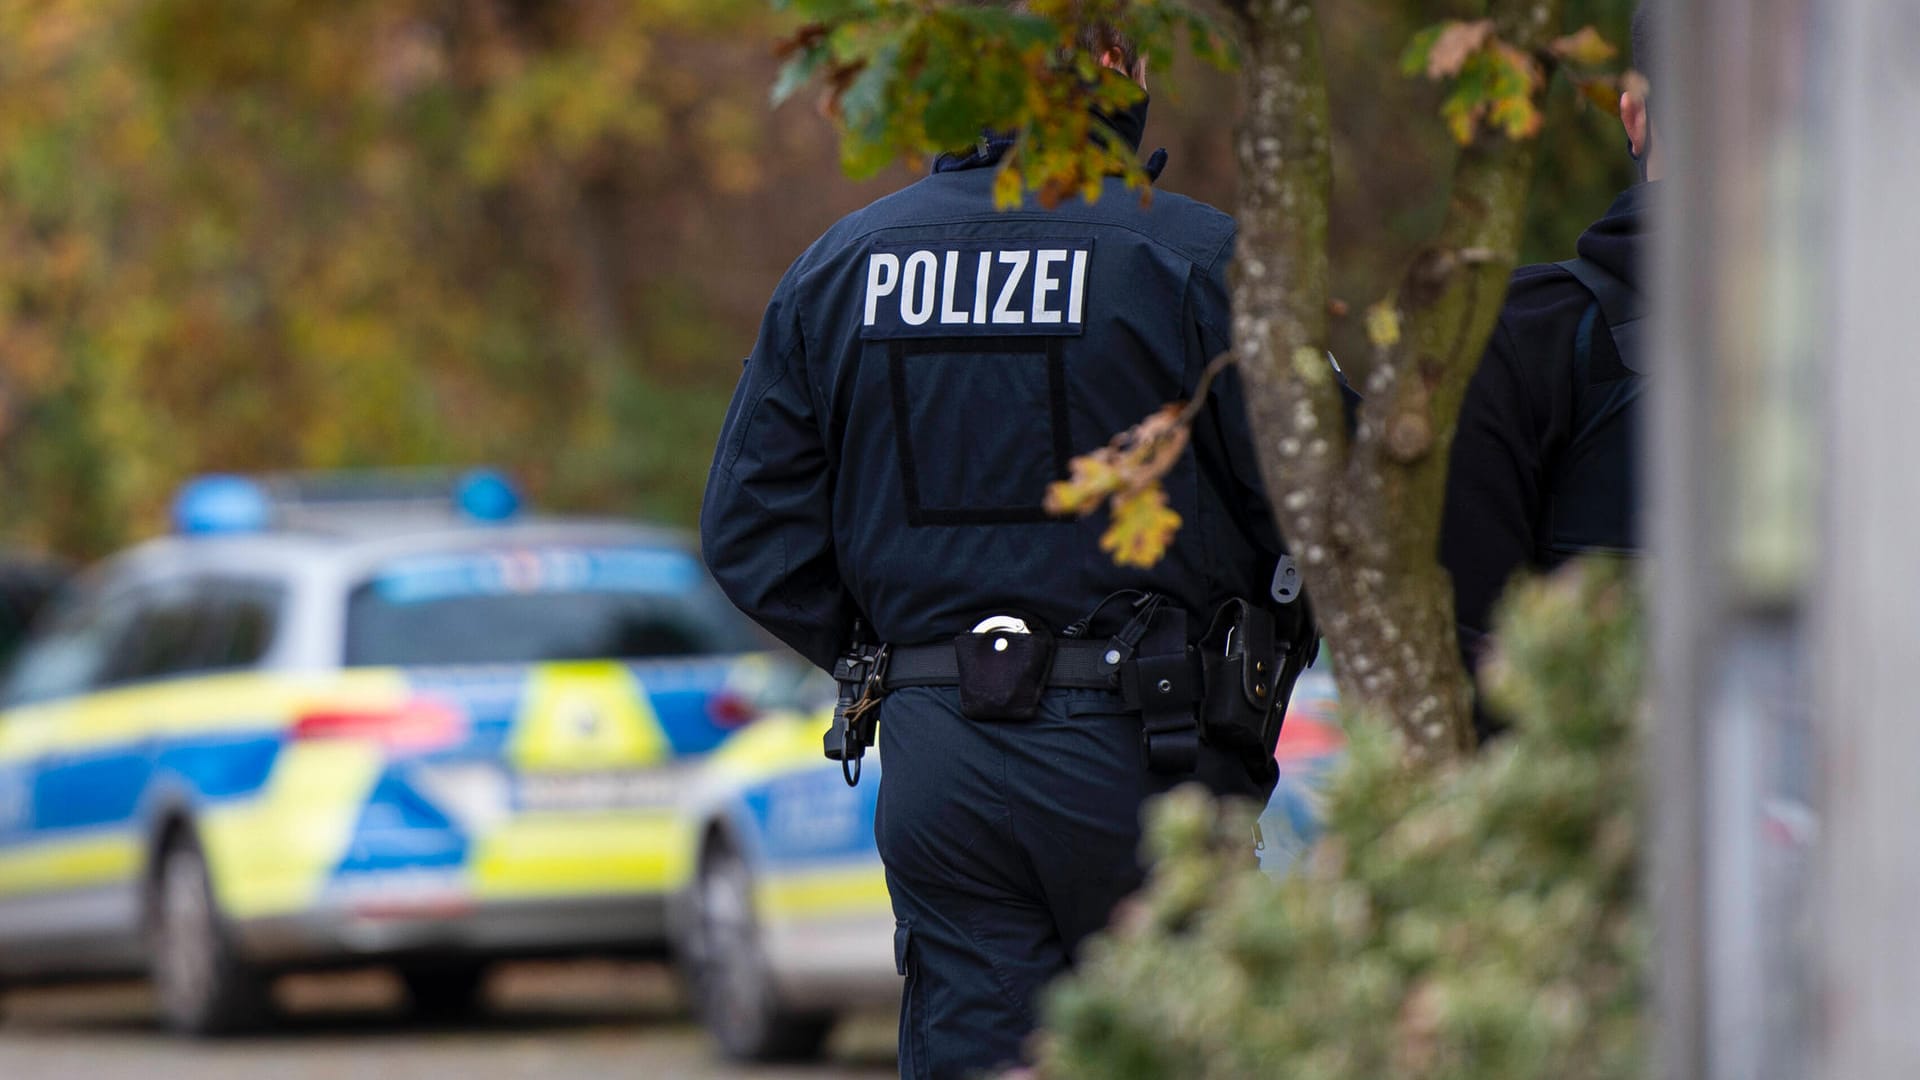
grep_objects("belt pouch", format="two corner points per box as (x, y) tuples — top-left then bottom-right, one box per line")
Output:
(1200, 600), (1279, 759)
(954, 630), (1055, 721)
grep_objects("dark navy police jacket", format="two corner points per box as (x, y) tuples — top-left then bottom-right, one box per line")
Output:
(702, 111), (1283, 671)
(1439, 183), (1650, 737)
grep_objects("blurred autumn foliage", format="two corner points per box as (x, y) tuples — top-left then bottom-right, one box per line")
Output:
(0, 0), (874, 555)
(0, 0), (1633, 560)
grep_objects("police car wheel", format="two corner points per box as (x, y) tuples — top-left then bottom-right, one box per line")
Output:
(693, 838), (835, 1062)
(151, 835), (270, 1036)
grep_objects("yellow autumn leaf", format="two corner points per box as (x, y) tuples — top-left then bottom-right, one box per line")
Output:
(1366, 301), (1401, 348)
(1443, 99), (1478, 145)
(1549, 26), (1617, 68)
(993, 162), (1023, 209)
(1045, 449), (1123, 516)
(1100, 486), (1182, 569)
(1490, 92), (1544, 140)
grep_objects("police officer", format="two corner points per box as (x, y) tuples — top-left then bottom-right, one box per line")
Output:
(1440, 4), (1656, 738)
(701, 24), (1313, 1080)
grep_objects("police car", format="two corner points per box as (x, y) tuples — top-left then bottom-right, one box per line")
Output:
(675, 664), (1346, 1062)
(0, 472), (783, 1034)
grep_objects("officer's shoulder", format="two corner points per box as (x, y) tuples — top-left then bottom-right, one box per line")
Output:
(1498, 260), (1594, 323)
(1115, 187), (1237, 267)
(1482, 260), (1599, 375)
(779, 181), (938, 281)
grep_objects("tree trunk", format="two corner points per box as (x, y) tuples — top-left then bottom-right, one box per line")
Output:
(1227, 0), (1561, 759)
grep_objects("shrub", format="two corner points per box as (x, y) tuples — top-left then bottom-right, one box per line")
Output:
(1035, 560), (1645, 1080)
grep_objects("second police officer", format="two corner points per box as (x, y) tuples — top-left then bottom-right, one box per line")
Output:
(701, 20), (1316, 1080)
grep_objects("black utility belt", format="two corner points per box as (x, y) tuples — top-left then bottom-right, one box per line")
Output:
(882, 638), (1120, 693)
(825, 594), (1304, 786)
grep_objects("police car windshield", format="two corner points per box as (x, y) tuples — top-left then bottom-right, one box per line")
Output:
(344, 545), (763, 667)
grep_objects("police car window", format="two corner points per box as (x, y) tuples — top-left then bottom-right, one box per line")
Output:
(194, 583), (283, 672)
(0, 588), (133, 706)
(343, 546), (763, 667)
(105, 590), (206, 685)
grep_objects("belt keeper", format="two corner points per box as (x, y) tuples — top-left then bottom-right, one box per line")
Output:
(1121, 651), (1200, 710)
(1123, 650), (1201, 774)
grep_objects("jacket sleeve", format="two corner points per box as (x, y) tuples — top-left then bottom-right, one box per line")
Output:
(700, 277), (856, 671)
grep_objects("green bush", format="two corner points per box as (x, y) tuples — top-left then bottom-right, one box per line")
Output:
(1036, 560), (1645, 1080)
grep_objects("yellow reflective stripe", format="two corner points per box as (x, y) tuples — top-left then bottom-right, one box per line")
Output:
(0, 832), (142, 897)
(198, 741), (388, 920)
(469, 812), (692, 898)
(510, 663), (671, 772)
(757, 864), (892, 920)
(0, 670), (414, 762)
(707, 709), (848, 786)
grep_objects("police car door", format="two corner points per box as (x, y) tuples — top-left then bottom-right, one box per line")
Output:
(0, 584), (142, 971)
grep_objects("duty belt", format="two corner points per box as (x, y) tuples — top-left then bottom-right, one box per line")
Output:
(880, 638), (1120, 691)
(826, 588), (1310, 787)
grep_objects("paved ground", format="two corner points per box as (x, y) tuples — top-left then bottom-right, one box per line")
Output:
(0, 962), (897, 1080)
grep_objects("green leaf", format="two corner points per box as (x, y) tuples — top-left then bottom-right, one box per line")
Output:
(945, 6), (1055, 50)
(770, 48), (826, 107)
(838, 39), (898, 140)
(1400, 24), (1444, 78)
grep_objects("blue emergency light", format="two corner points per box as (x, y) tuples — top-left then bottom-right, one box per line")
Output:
(173, 468), (525, 535)
(454, 468), (521, 523)
(173, 475), (273, 535)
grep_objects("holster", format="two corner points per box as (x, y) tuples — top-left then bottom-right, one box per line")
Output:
(1198, 599), (1281, 761)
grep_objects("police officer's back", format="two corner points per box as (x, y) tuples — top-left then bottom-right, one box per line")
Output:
(701, 37), (1308, 1080)
(702, 123), (1279, 675)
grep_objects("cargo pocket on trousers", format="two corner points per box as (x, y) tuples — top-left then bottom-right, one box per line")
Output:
(895, 918), (929, 1078)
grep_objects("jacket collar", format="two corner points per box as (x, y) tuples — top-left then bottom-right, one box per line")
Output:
(932, 96), (1151, 175)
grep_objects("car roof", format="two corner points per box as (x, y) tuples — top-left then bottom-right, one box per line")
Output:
(93, 516), (699, 592)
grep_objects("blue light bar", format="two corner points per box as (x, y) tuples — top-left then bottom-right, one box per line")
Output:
(454, 468), (521, 523)
(173, 475), (273, 535)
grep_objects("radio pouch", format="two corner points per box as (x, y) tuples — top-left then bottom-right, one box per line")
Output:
(954, 630), (1055, 721)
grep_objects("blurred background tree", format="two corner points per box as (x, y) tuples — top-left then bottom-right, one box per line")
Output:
(0, 0), (1630, 560)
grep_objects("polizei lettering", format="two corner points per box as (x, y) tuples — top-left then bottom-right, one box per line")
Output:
(861, 239), (1093, 339)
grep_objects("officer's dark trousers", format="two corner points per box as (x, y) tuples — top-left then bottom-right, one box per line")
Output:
(875, 685), (1270, 1080)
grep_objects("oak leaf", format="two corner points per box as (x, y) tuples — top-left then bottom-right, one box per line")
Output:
(1045, 448), (1124, 516)
(1100, 487), (1182, 569)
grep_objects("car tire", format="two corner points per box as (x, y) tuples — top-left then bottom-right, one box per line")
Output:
(401, 963), (490, 1021)
(691, 836), (835, 1062)
(150, 833), (271, 1036)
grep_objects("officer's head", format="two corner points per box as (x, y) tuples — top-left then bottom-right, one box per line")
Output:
(1078, 23), (1147, 90)
(1012, 3), (1148, 90)
(1620, 2), (1660, 180)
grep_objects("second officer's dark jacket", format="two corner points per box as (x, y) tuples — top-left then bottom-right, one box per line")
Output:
(1440, 182), (1650, 698)
(701, 112), (1283, 671)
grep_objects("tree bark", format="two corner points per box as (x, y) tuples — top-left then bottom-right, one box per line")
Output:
(1227, 0), (1561, 759)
